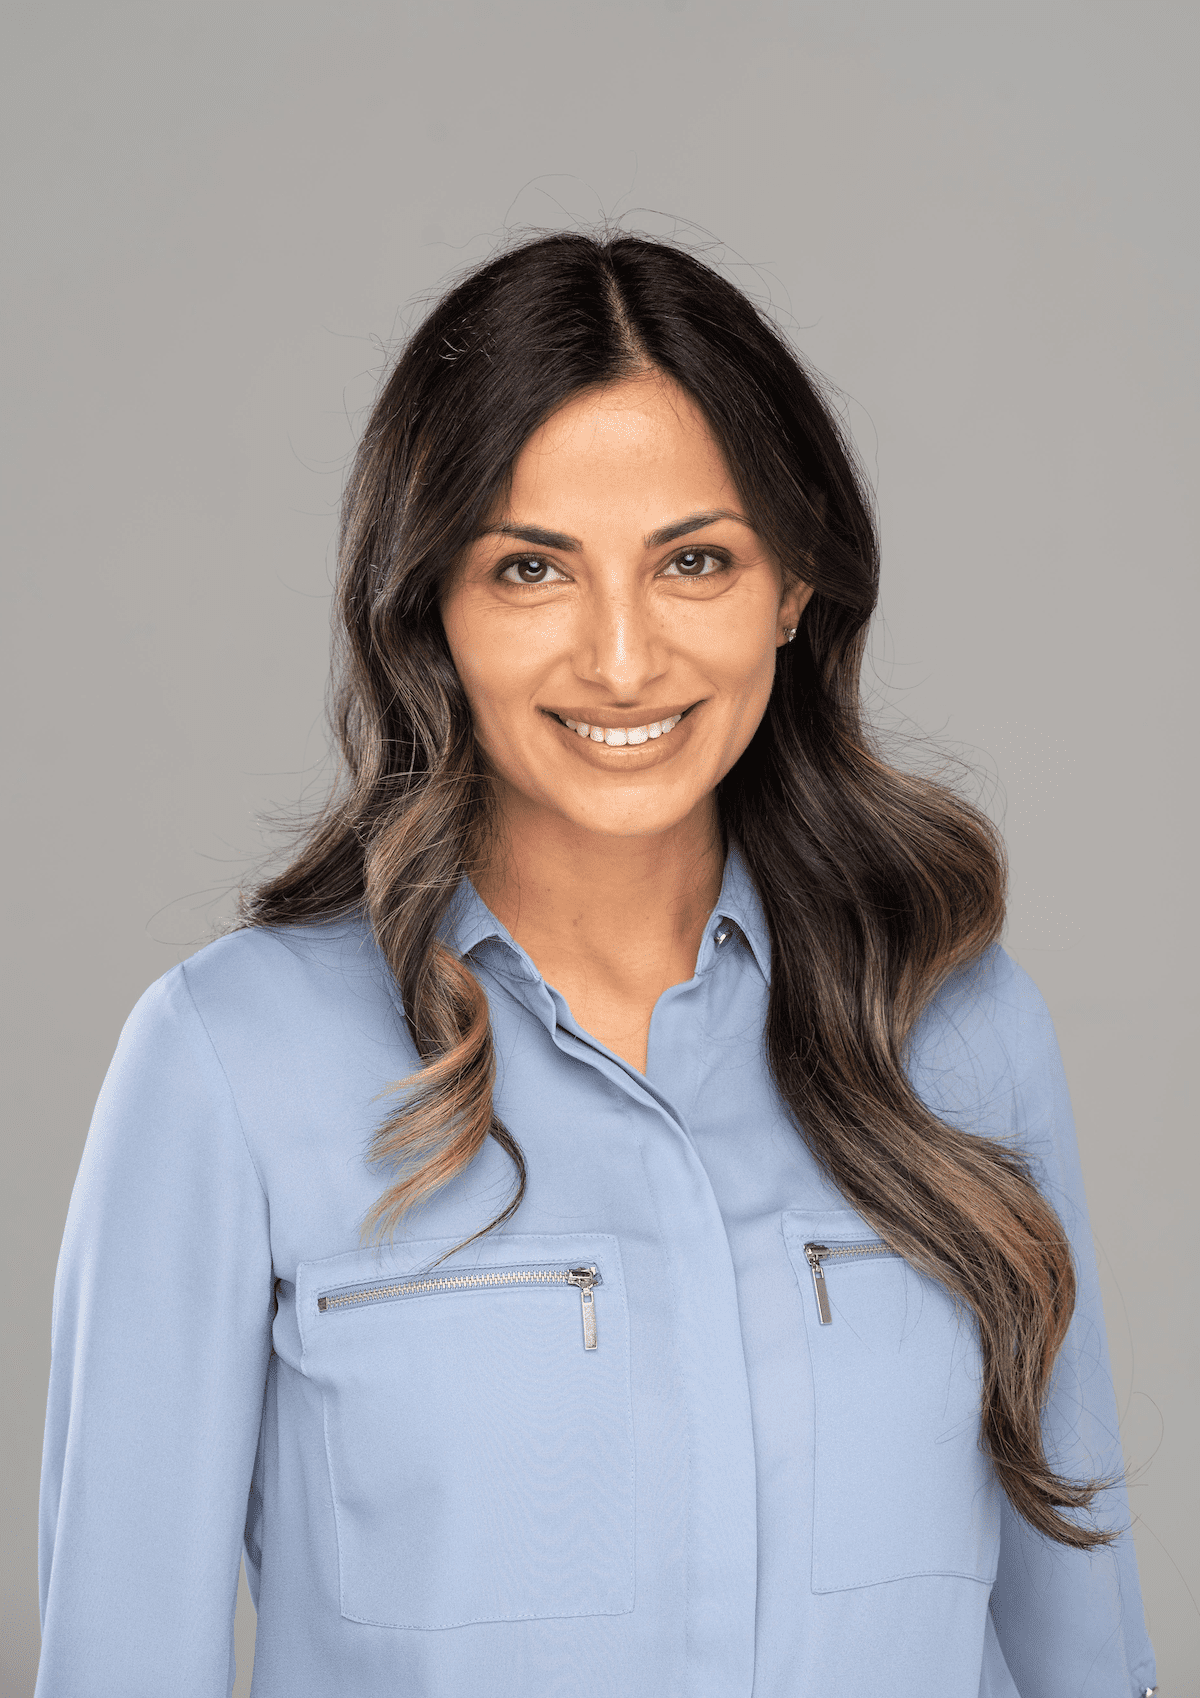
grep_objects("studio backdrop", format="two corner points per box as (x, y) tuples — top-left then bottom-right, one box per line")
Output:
(3, 2), (1195, 1692)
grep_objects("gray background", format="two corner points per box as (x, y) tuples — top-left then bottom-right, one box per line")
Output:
(3, 2), (1196, 1691)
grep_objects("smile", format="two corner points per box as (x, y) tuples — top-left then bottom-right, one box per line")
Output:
(550, 711), (688, 747)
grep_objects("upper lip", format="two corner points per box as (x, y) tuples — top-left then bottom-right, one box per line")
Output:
(543, 705), (697, 729)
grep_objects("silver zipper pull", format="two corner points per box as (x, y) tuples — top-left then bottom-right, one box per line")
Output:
(566, 1266), (599, 1349)
(803, 1243), (833, 1325)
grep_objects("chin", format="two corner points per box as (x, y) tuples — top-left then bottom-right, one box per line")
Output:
(561, 797), (696, 839)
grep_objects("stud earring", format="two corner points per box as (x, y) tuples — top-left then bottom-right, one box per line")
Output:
(783, 627), (797, 643)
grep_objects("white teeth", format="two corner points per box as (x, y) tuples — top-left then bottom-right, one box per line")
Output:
(560, 713), (684, 743)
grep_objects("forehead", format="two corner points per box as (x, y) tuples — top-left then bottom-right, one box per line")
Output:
(505, 372), (737, 517)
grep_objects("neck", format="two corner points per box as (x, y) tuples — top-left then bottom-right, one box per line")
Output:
(473, 790), (726, 1005)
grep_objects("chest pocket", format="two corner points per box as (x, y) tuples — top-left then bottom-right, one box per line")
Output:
(297, 1231), (634, 1629)
(783, 1208), (1001, 1593)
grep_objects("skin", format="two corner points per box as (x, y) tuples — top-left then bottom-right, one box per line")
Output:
(441, 369), (813, 1073)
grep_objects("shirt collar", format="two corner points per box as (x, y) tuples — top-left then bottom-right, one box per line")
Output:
(439, 877), (518, 965)
(709, 839), (772, 981)
(438, 838), (772, 985)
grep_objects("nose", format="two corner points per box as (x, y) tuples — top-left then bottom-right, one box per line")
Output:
(575, 577), (669, 701)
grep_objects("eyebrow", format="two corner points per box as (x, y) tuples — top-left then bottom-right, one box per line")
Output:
(480, 521), (582, 551)
(644, 508), (754, 547)
(477, 509), (754, 552)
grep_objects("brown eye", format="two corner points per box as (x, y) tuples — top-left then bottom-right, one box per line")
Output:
(499, 556), (567, 586)
(663, 548), (723, 578)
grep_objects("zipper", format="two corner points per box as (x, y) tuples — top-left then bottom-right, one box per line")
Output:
(802, 1240), (897, 1326)
(317, 1262), (603, 1350)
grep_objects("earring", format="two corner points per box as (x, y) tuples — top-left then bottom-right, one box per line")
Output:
(783, 626), (797, 643)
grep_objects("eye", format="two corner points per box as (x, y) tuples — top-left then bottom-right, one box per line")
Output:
(498, 555), (569, 586)
(661, 548), (727, 579)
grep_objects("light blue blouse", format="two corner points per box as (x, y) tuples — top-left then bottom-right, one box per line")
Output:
(37, 847), (1156, 1696)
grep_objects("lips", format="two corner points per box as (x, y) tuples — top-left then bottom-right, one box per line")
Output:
(546, 706), (696, 747)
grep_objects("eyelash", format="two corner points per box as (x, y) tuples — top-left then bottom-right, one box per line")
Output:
(496, 547), (732, 586)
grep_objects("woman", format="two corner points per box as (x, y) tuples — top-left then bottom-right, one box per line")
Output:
(37, 231), (1156, 1697)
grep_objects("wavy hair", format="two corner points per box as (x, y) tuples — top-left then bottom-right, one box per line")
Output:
(242, 229), (1107, 1548)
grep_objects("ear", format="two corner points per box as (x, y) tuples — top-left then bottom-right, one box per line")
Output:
(776, 578), (816, 646)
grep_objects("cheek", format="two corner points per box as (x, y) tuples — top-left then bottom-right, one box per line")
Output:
(453, 678), (526, 792)
(442, 612), (551, 783)
(450, 647), (502, 719)
(443, 603), (528, 720)
(686, 607), (780, 771)
(690, 599), (779, 702)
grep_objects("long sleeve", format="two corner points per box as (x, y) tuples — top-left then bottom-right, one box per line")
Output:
(986, 963), (1157, 1696)
(37, 963), (274, 1698)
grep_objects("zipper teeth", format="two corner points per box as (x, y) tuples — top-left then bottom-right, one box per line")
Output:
(802, 1238), (896, 1327)
(319, 1266), (584, 1312)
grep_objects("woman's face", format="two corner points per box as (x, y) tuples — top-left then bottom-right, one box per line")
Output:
(441, 370), (812, 843)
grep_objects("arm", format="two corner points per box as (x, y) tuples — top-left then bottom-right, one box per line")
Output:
(987, 963), (1157, 1697)
(37, 963), (274, 1698)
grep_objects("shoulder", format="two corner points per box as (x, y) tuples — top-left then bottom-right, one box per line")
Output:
(178, 912), (392, 1020)
(97, 915), (413, 1183)
(114, 914), (406, 1092)
(905, 943), (1064, 1142)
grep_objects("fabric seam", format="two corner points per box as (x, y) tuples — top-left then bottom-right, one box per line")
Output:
(178, 959), (270, 1206)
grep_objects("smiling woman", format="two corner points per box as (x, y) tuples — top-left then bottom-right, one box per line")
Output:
(440, 371), (811, 1069)
(36, 232), (1156, 1697)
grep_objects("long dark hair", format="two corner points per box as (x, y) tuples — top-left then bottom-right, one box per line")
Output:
(243, 229), (1107, 1549)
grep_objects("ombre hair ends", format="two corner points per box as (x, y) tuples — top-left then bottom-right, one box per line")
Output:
(243, 230), (1110, 1551)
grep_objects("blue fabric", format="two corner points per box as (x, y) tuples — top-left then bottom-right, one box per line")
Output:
(37, 847), (1156, 1696)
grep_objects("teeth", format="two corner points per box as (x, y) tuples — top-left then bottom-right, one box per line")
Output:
(558, 714), (684, 743)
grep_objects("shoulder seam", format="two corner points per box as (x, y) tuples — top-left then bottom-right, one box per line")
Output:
(177, 959), (271, 1206)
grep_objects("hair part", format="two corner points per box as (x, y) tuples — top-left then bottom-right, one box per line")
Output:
(242, 227), (1111, 1549)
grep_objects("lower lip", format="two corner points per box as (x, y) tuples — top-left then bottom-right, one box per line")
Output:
(546, 711), (696, 764)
